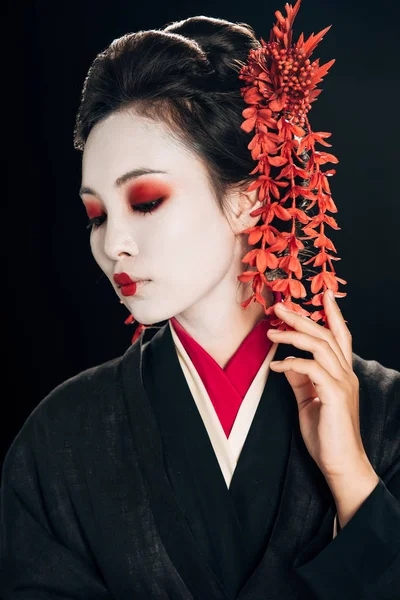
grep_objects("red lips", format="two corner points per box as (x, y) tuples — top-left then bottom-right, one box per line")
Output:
(114, 273), (132, 285)
(113, 272), (142, 296)
(120, 283), (137, 296)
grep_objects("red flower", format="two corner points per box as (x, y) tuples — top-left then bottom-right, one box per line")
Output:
(237, 0), (346, 328)
(125, 0), (346, 344)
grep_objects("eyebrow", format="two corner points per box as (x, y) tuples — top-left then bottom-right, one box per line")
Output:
(79, 167), (169, 198)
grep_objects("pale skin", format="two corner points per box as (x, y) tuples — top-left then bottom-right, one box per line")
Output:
(80, 108), (273, 369)
(80, 108), (379, 531)
(268, 292), (380, 528)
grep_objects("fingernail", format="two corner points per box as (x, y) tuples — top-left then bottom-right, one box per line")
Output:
(327, 289), (335, 301)
(277, 303), (290, 311)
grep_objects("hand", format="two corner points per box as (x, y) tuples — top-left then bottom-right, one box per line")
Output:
(266, 289), (372, 483)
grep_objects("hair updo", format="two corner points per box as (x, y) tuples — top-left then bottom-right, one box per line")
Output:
(73, 15), (312, 283)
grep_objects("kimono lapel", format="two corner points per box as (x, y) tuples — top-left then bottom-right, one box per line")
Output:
(235, 412), (335, 600)
(121, 323), (336, 600)
(167, 318), (281, 489)
(165, 318), (297, 575)
(168, 313), (277, 439)
(121, 326), (230, 600)
(141, 322), (253, 598)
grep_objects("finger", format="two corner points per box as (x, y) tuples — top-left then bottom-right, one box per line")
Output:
(267, 329), (346, 381)
(270, 356), (339, 405)
(270, 354), (319, 406)
(274, 300), (350, 373)
(323, 289), (353, 368)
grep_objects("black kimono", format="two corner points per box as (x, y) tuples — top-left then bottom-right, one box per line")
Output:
(1, 320), (399, 599)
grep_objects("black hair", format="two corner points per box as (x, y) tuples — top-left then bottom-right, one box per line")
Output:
(73, 15), (315, 284)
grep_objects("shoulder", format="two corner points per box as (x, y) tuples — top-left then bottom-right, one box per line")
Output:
(4, 353), (127, 466)
(34, 353), (125, 426)
(352, 351), (399, 420)
(352, 351), (400, 475)
(352, 351), (399, 395)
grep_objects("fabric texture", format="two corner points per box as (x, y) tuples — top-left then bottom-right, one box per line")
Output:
(167, 312), (339, 542)
(0, 321), (399, 599)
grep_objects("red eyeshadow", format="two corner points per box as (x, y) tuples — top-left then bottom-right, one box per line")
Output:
(84, 199), (104, 219)
(128, 181), (171, 205)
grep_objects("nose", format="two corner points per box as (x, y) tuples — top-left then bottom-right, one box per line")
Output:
(103, 217), (139, 261)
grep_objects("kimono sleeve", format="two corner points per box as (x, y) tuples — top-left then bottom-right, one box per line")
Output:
(0, 407), (112, 600)
(293, 360), (400, 600)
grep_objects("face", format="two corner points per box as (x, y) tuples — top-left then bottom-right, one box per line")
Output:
(80, 109), (263, 328)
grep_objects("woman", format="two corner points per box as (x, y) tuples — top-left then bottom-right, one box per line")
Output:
(1, 5), (399, 600)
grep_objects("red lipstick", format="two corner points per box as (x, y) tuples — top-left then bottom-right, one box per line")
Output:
(113, 272), (149, 296)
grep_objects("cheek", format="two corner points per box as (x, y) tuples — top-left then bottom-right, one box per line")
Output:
(89, 236), (100, 265)
(89, 230), (106, 268)
(163, 192), (215, 242)
(156, 207), (233, 277)
(154, 206), (204, 257)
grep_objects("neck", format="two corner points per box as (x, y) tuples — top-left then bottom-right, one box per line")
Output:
(172, 281), (274, 369)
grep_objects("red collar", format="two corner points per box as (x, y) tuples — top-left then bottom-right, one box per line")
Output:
(169, 292), (280, 438)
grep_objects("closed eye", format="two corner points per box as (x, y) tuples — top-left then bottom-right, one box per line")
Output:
(86, 198), (164, 230)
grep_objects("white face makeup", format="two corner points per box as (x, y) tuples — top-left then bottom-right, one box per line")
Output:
(80, 109), (273, 359)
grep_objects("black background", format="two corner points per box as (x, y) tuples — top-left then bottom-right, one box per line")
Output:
(4, 0), (400, 469)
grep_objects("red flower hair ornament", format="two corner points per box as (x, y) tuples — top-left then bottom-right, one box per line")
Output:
(126, 0), (346, 344)
(236, 0), (346, 332)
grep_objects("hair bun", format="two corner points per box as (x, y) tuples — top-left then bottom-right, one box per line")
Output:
(163, 16), (259, 83)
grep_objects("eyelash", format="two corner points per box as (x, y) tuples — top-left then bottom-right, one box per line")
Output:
(86, 198), (164, 230)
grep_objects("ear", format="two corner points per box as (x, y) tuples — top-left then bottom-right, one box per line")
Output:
(226, 184), (263, 235)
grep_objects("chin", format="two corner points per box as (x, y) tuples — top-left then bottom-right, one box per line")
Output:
(129, 308), (174, 327)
